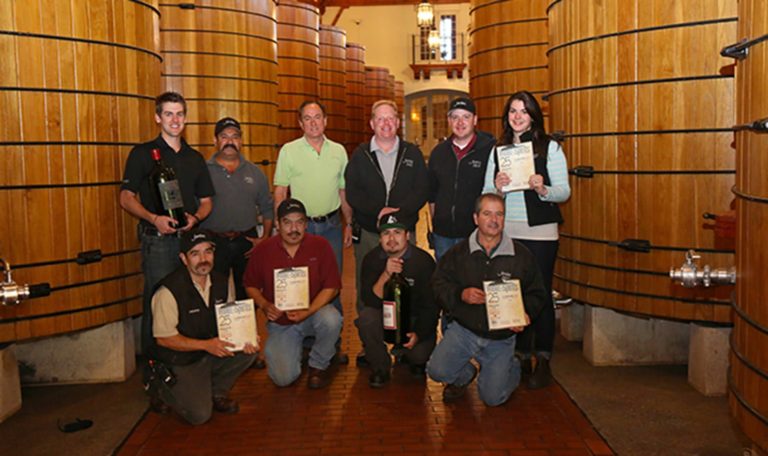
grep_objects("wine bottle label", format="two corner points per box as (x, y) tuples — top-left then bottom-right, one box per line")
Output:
(382, 301), (397, 330)
(158, 180), (184, 210)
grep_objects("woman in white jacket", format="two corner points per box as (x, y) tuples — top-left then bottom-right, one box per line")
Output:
(483, 90), (571, 389)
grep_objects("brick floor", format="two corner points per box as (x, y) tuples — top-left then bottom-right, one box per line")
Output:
(118, 247), (614, 456)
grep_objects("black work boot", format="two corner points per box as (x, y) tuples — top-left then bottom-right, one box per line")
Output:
(528, 357), (552, 389)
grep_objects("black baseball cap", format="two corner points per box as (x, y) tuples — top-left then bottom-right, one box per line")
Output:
(180, 229), (215, 253)
(277, 198), (307, 219)
(378, 212), (407, 232)
(215, 117), (241, 136)
(448, 97), (476, 115)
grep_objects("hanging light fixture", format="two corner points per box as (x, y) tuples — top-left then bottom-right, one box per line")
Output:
(428, 29), (440, 50)
(417, 1), (434, 28)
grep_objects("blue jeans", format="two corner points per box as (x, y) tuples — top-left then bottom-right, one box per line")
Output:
(140, 232), (181, 351)
(307, 213), (343, 315)
(427, 321), (520, 406)
(432, 233), (465, 261)
(264, 305), (342, 387)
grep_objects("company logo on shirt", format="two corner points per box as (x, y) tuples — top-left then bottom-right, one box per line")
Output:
(468, 160), (482, 168)
(403, 158), (414, 167)
(243, 176), (254, 185)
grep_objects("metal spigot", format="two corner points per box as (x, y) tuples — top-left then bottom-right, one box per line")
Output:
(0, 258), (51, 306)
(669, 250), (736, 288)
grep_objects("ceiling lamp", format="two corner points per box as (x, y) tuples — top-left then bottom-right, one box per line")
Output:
(417, 2), (434, 28)
(428, 29), (440, 50)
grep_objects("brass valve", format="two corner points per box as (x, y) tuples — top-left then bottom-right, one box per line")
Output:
(0, 258), (51, 306)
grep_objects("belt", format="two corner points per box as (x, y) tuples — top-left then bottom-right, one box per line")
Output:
(210, 228), (257, 240)
(139, 224), (172, 237)
(308, 209), (339, 223)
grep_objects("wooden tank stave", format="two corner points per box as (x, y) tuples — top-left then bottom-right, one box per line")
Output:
(277, 0), (319, 146)
(547, 0), (737, 323)
(730, 0), (768, 450)
(469, 0), (549, 138)
(160, 0), (278, 179)
(0, 0), (161, 342)
(319, 25), (347, 146)
(364, 66), (392, 125)
(344, 43), (366, 153)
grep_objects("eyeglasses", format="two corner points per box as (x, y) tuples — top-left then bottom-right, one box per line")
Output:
(374, 116), (397, 125)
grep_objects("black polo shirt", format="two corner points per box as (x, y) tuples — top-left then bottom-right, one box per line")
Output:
(121, 135), (214, 226)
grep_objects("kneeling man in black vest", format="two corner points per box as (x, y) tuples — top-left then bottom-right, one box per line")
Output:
(147, 230), (257, 425)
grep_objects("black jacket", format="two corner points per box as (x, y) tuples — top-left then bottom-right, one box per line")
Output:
(428, 131), (496, 237)
(345, 139), (429, 232)
(149, 268), (229, 365)
(360, 244), (438, 341)
(432, 231), (547, 340)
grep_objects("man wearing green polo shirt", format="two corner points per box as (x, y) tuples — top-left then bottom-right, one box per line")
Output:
(274, 101), (352, 362)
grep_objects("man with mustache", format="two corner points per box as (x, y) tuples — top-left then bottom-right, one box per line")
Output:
(201, 117), (274, 302)
(427, 193), (547, 406)
(200, 117), (273, 369)
(147, 230), (257, 425)
(356, 212), (438, 388)
(244, 199), (343, 389)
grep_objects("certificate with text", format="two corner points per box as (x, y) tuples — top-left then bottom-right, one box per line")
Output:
(483, 279), (528, 330)
(273, 266), (310, 311)
(496, 142), (535, 192)
(215, 299), (258, 352)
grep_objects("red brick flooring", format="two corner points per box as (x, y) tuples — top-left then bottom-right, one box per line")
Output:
(118, 248), (614, 456)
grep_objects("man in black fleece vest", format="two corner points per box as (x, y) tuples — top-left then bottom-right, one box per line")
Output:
(148, 230), (256, 425)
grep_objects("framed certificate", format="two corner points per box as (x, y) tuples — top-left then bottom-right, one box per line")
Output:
(483, 279), (528, 330)
(273, 266), (310, 311)
(215, 299), (258, 351)
(496, 142), (535, 192)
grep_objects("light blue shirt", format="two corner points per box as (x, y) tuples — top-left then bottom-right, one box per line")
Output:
(483, 140), (570, 239)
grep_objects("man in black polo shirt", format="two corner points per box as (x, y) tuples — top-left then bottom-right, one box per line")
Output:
(119, 91), (215, 352)
(356, 212), (438, 388)
(147, 230), (256, 425)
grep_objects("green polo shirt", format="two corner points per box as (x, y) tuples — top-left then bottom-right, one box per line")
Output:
(274, 136), (347, 217)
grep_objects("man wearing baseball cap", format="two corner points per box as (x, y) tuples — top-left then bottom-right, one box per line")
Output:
(200, 117), (274, 368)
(146, 229), (257, 425)
(244, 198), (343, 389)
(427, 96), (496, 259)
(355, 211), (438, 388)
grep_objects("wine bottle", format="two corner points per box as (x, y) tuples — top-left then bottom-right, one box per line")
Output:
(382, 272), (411, 345)
(150, 149), (187, 229)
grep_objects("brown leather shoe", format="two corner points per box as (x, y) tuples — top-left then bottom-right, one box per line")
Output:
(212, 396), (239, 414)
(307, 367), (331, 389)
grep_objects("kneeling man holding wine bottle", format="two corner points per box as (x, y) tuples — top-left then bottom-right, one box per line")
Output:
(427, 193), (547, 406)
(356, 212), (438, 388)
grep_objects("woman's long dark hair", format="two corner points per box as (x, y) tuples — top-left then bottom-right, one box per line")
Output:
(499, 91), (550, 158)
